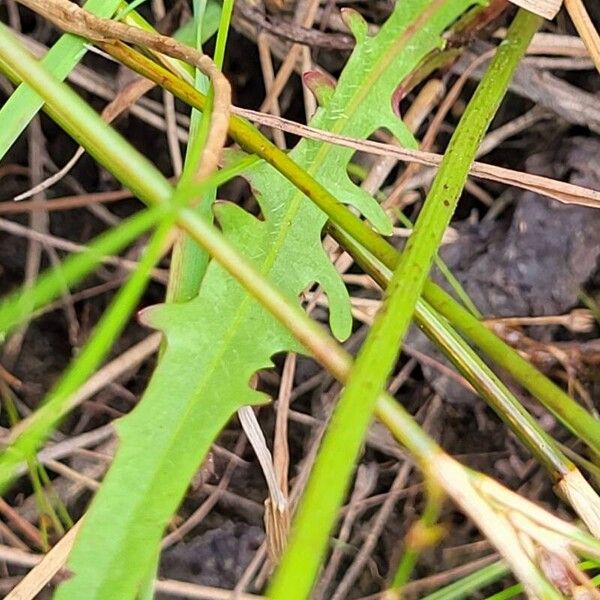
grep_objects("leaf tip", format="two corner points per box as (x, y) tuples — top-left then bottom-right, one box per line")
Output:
(341, 8), (368, 44)
(137, 304), (164, 330)
(303, 71), (336, 108)
(329, 300), (353, 342)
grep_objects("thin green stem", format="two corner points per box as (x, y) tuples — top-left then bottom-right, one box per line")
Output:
(423, 282), (600, 456)
(391, 479), (444, 592)
(418, 300), (572, 478)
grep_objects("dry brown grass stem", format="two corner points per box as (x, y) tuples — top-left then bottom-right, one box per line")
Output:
(565, 0), (600, 75)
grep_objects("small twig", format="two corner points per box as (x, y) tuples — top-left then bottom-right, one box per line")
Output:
(0, 217), (169, 283)
(237, 406), (288, 515)
(161, 436), (247, 548)
(273, 353), (295, 497)
(385, 49), (495, 209)
(257, 32), (287, 149)
(231, 106), (600, 208)
(0, 497), (44, 550)
(43, 458), (101, 491)
(8, 334), (162, 450)
(4, 520), (82, 600)
(1, 189), (136, 214)
(258, 0), (320, 114)
(525, 32), (588, 56)
(485, 309), (595, 334)
(235, 3), (354, 50)
(476, 105), (550, 157)
(154, 579), (264, 600)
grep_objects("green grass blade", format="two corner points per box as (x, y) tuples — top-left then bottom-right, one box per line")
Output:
(0, 0), (122, 160)
(0, 217), (176, 488)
